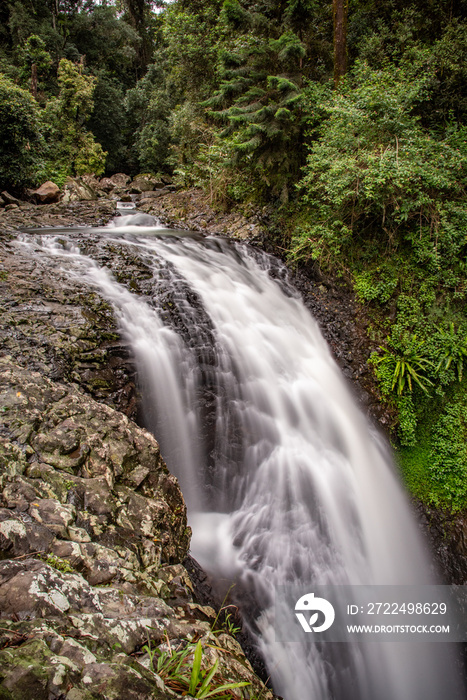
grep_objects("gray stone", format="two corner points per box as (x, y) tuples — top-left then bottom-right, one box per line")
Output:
(62, 177), (97, 203)
(109, 173), (131, 188)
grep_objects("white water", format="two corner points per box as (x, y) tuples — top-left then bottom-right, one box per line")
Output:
(22, 221), (463, 699)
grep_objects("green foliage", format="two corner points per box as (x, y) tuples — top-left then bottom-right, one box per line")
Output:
(205, 18), (308, 201)
(370, 329), (436, 446)
(294, 61), (467, 284)
(124, 62), (173, 174)
(143, 638), (250, 699)
(41, 59), (106, 177)
(87, 74), (128, 173)
(371, 336), (433, 397)
(66, 5), (140, 84)
(168, 102), (252, 204)
(396, 441), (432, 503)
(39, 553), (74, 574)
(210, 592), (241, 638)
(18, 34), (52, 91)
(354, 267), (398, 304)
(395, 393), (418, 447)
(162, 2), (222, 101)
(214, 608), (241, 637)
(0, 73), (42, 190)
(428, 399), (467, 511)
(434, 322), (467, 382)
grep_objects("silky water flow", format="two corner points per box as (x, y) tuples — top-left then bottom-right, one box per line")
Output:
(19, 214), (464, 700)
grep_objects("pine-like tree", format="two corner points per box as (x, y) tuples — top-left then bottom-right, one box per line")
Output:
(204, 0), (310, 201)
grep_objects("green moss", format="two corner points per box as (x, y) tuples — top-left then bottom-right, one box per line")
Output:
(0, 639), (52, 700)
(397, 442), (432, 502)
(396, 387), (467, 512)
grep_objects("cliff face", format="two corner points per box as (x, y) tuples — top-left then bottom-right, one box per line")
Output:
(0, 215), (273, 700)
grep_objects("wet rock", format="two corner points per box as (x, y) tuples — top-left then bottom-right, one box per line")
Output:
(0, 232), (136, 417)
(0, 358), (190, 574)
(32, 181), (60, 204)
(138, 187), (264, 242)
(0, 553), (273, 699)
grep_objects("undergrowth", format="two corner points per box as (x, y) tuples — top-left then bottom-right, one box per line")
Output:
(143, 636), (251, 699)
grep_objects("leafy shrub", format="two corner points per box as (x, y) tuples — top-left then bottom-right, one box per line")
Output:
(0, 73), (42, 190)
(370, 332), (434, 445)
(293, 61), (467, 292)
(144, 638), (250, 699)
(354, 268), (398, 304)
(434, 322), (467, 382)
(371, 334), (433, 397)
(428, 399), (467, 511)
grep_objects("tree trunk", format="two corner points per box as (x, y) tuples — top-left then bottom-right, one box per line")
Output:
(333, 0), (348, 88)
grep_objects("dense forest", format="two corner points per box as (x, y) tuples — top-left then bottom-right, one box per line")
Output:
(1, 0), (467, 514)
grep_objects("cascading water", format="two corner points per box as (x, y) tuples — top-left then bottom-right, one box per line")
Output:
(19, 215), (463, 700)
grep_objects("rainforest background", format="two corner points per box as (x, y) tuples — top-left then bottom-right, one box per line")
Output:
(1, 0), (467, 514)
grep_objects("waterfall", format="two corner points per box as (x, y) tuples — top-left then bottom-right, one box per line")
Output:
(22, 217), (463, 700)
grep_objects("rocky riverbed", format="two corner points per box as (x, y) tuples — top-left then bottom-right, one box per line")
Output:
(1, 182), (467, 698)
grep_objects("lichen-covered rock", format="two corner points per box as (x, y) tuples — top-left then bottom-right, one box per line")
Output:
(130, 176), (160, 194)
(109, 173), (131, 188)
(62, 178), (98, 204)
(0, 556), (272, 699)
(0, 356), (272, 698)
(1, 191), (20, 206)
(0, 358), (190, 575)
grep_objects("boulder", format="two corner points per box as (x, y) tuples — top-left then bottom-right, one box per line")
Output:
(62, 177), (97, 203)
(32, 180), (60, 204)
(109, 173), (131, 188)
(131, 175), (160, 193)
(1, 190), (20, 206)
(81, 173), (101, 190)
(99, 177), (116, 193)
